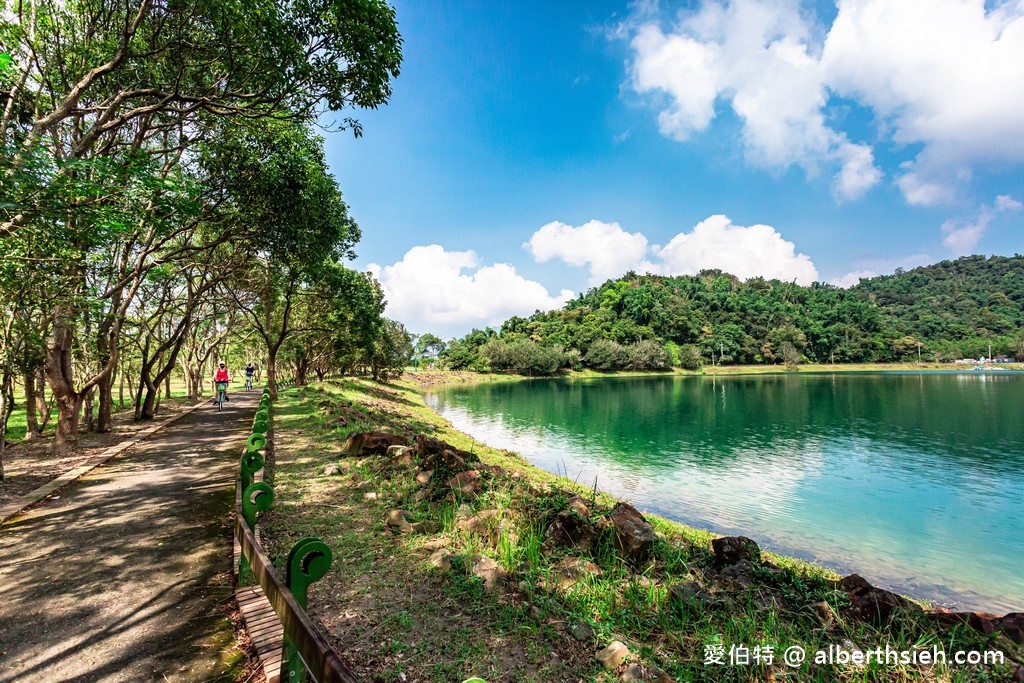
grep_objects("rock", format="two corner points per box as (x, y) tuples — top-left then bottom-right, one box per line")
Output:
(386, 509), (414, 534)
(566, 495), (591, 517)
(570, 621), (596, 642)
(457, 509), (501, 534)
(551, 556), (602, 589)
(448, 469), (483, 496)
(322, 463), (340, 476)
(668, 582), (714, 610)
(413, 488), (432, 503)
(422, 449), (471, 474)
(839, 574), (920, 625)
(415, 434), (479, 463)
(470, 554), (506, 590)
(411, 520), (440, 534)
(711, 536), (761, 567)
(544, 510), (595, 551)
(363, 491), (378, 501)
(810, 600), (837, 625)
(753, 591), (785, 612)
(607, 502), (657, 565)
(457, 509), (516, 548)
(997, 612), (1024, 644)
(343, 431), (406, 456)
(415, 469), (434, 485)
(428, 549), (452, 571)
(383, 446), (415, 468)
(649, 667), (675, 683)
(719, 560), (755, 590)
(595, 641), (630, 670)
(621, 663), (645, 681)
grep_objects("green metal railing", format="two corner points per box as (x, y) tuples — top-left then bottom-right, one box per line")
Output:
(236, 386), (356, 682)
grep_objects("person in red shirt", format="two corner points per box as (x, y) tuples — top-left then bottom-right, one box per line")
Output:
(213, 362), (231, 402)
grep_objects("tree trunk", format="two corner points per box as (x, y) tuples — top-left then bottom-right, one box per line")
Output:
(266, 352), (277, 400)
(0, 368), (15, 481)
(140, 374), (158, 420)
(23, 369), (39, 440)
(97, 372), (114, 433)
(53, 392), (82, 454)
(164, 373), (171, 399)
(46, 320), (82, 454)
(83, 387), (96, 433)
(35, 368), (51, 431)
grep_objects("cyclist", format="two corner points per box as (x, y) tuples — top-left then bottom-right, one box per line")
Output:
(213, 362), (231, 405)
(244, 362), (256, 391)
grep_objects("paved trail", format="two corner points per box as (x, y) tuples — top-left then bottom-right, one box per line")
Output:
(0, 391), (257, 682)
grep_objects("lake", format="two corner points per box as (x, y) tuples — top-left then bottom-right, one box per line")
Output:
(424, 372), (1024, 614)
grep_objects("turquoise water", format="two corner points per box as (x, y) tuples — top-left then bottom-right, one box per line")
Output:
(425, 372), (1024, 613)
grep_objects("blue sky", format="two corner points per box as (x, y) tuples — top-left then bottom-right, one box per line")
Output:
(324, 0), (1024, 339)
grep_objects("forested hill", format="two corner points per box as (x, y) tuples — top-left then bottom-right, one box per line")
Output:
(438, 255), (1024, 373)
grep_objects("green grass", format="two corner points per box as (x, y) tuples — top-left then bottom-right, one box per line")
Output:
(259, 378), (1022, 682)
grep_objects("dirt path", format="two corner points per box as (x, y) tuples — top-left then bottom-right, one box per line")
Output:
(0, 391), (258, 683)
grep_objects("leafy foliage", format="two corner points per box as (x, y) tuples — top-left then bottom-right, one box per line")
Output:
(436, 256), (1024, 373)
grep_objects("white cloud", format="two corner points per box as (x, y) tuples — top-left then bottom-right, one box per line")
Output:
(625, 0), (1024, 206)
(628, 0), (883, 201)
(941, 194), (1024, 255)
(654, 215), (819, 284)
(525, 220), (654, 285)
(824, 0), (1024, 205)
(524, 215), (818, 285)
(830, 270), (878, 288)
(996, 194), (1023, 211)
(367, 245), (573, 337)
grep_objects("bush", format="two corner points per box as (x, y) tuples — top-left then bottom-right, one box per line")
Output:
(584, 338), (629, 370)
(627, 339), (670, 370)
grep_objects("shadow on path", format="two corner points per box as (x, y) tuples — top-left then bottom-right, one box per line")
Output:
(0, 391), (259, 682)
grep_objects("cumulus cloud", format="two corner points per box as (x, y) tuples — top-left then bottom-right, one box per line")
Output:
(524, 215), (819, 285)
(628, 0), (882, 202)
(625, 0), (1024, 205)
(367, 245), (573, 336)
(525, 220), (654, 285)
(654, 215), (819, 284)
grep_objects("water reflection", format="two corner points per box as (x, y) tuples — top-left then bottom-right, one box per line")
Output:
(426, 373), (1024, 613)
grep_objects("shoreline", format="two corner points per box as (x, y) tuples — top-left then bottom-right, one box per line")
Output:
(412, 368), (1022, 615)
(266, 377), (1024, 680)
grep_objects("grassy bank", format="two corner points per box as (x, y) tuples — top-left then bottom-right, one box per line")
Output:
(263, 377), (1021, 682)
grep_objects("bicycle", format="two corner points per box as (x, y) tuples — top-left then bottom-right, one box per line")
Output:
(215, 381), (229, 411)
(244, 375), (253, 391)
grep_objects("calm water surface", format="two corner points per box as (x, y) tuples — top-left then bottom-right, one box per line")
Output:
(425, 372), (1024, 613)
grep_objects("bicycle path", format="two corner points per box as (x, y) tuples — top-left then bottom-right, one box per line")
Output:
(0, 390), (258, 682)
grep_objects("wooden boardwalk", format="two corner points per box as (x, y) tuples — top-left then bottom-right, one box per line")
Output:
(234, 520), (285, 682)
(236, 583), (284, 683)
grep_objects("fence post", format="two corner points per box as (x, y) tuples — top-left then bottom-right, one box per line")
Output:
(238, 482), (273, 583)
(281, 538), (333, 682)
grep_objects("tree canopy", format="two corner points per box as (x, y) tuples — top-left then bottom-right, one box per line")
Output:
(437, 255), (1024, 375)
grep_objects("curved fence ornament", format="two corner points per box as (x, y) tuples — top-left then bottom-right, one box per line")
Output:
(234, 384), (353, 682)
(283, 538), (334, 680)
(239, 482), (274, 584)
(241, 482), (274, 528)
(246, 432), (267, 453)
(240, 449), (265, 491)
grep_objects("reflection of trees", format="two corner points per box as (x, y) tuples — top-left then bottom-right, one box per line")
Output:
(434, 374), (1024, 476)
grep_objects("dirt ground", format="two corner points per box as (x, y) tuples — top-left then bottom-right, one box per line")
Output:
(0, 392), (258, 682)
(0, 398), (198, 506)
